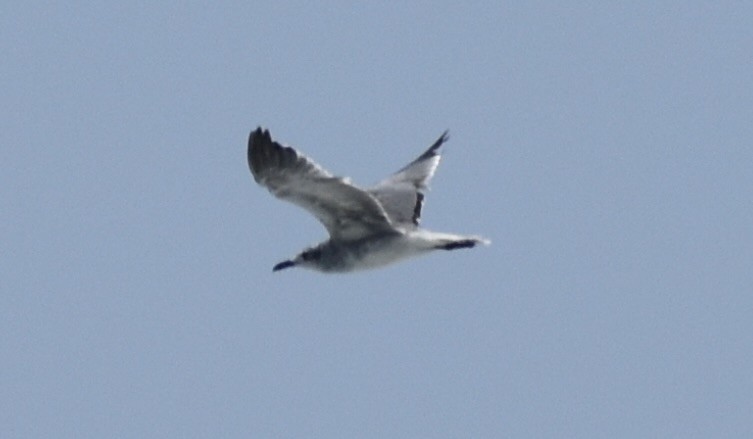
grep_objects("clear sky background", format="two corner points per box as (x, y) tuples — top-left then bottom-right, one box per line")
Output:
(3, 2), (752, 437)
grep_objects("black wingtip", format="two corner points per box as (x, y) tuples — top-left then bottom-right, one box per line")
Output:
(248, 126), (265, 142)
(440, 129), (450, 143)
(248, 126), (276, 180)
(249, 126), (274, 141)
(248, 126), (272, 151)
(411, 129), (450, 164)
(431, 130), (450, 151)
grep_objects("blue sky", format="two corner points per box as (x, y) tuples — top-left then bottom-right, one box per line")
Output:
(3, 2), (752, 437)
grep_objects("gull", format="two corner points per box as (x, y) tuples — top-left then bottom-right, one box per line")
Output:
(247, 127), (489, 272)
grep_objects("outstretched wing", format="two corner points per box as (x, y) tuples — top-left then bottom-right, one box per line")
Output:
(248, 127), (395, 241)
(368, 130), (447, 227)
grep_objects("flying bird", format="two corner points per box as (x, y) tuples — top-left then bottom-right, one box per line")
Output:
(247, 127), (489, 272)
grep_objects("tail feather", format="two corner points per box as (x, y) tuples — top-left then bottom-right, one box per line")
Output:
(435, 236), (490, 250)
(411, 230), (489, 251)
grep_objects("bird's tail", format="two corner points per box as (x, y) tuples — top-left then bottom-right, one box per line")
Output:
(413, 230), (490, 251)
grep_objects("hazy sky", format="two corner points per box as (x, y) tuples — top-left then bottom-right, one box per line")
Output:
(3, 2), (752, 437)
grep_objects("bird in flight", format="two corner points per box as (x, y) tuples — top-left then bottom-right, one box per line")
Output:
(247, 127), (489, 273)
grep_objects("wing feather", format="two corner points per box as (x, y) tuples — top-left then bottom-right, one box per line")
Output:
(248, 128), (394, 241)
(369, 131), (448, 226)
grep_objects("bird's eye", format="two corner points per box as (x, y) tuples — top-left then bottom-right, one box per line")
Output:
(302, 249), (321, 261)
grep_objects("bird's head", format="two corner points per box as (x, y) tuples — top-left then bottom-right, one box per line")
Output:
(273, 246), (323, 272)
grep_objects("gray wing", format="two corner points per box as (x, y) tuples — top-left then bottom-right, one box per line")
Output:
(248, 127), (395, 241)
(368, 130), (448, 227)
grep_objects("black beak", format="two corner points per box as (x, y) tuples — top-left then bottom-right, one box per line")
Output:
(273, 260), (296, 272)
